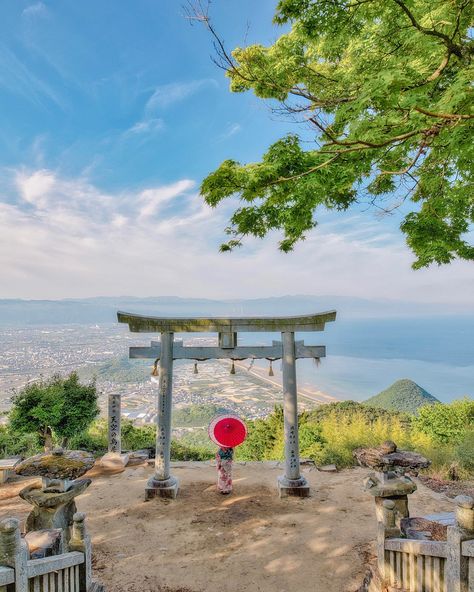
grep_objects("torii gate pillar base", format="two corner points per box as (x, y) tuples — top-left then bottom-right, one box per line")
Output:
(145, 476), (179, 500)
(277, 475), (310, 498)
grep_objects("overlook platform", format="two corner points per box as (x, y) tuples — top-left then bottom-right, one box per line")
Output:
(1, 462), (453, 592)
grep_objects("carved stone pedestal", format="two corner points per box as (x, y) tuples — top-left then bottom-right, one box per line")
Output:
(277, 475), (310, 498)
(20, 478), (91, 542)
(364, 471), (417, 525)
(145, 475), (179, 500)
(15, 448), (94, 547)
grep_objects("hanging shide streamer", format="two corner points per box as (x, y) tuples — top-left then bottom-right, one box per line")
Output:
(151, 358), (159, 376)
(194, 362), (198, 374)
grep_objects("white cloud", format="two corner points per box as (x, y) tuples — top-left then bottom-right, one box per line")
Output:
(145, 79), (217, 111)
(0, 168), (472, 306)
(16, 169), (55, 207)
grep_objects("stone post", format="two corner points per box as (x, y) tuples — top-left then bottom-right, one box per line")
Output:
(108, 394), (122, 454)
(145, 331), (178, 499)
(69, 512), (92, 591)
(277, 331), (309, 497)
(0, 518), (28, 592)
(364, 472), (416, 526)
(376, 500), (400, 584)
(446, 495), (474, 592)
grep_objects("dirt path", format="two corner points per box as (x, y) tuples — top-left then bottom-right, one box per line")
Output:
(0, 463), (454, 592)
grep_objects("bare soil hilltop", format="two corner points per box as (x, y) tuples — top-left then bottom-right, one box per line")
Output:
(0, 462), (453, 592)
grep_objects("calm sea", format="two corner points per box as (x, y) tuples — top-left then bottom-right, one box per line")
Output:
(238, 316), (474, 402)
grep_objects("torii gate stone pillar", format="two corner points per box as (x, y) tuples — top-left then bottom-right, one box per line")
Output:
(278, 331), (310, 497)
(146, 331), (178, 499)
(117, 310), (336, 500)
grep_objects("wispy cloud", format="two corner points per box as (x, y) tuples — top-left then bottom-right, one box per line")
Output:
(1, 168), (472, 304)
(122, 79), (216, 139)
(22, 2), (47, 18)
(219, 123), (241, 140)
(124, 117), (164, 137)
(145, 79), (217, 112)
(0, 45), (65, 108)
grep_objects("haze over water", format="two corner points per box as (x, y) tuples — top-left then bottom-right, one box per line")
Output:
(1, 314), (472, 404)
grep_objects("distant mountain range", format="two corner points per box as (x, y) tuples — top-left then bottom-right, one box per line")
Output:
(364, 379), (440, 414)
(0, 295), (472, 325)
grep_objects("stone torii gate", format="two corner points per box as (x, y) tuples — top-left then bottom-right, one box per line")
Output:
(117, 310), (336, 499)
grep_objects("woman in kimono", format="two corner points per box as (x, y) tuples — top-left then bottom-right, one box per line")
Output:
(216, 446), (234, 494)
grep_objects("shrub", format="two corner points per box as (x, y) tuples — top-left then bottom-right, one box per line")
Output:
(170, 439), (213, 461)
(455, 430), (474, 474)
(415, 399), (474, 444)
(9, 372), (99, 450)
(0, 425), (40, 458)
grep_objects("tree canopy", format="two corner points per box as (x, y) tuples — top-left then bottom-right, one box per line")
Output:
(198, 0), (473, 268)
(9, 372), (99, 450)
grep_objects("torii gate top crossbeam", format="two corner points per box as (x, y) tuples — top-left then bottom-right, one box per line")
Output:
(117, 310), (337, 333)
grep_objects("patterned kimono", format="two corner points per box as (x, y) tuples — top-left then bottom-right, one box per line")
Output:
(216, 447), (234, 494)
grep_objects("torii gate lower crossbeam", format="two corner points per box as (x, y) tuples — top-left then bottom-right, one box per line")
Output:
(118, 310), (336, 499)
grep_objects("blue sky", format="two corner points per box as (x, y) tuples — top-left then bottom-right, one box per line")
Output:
(0, 0), (472, 306)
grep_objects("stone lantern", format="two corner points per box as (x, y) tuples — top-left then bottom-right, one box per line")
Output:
(15, 448), (95, 547)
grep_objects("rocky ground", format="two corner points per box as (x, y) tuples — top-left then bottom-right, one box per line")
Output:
(0, 462), (455, 592)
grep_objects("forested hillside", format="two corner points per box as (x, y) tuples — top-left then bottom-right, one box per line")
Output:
(364, 379), (439, 414)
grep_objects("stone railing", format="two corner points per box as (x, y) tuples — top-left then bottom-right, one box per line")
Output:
(0, 512), (102, 592)
(375, 495), (474, 592)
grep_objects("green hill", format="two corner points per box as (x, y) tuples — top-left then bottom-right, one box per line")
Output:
(364, 379), (440, 414)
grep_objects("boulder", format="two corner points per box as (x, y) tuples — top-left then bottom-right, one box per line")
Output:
(100, 452), (130, 471)
(15, 449), (95, 481)
(354, 441), (430, 475)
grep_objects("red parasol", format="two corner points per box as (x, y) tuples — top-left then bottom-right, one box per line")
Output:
(208, 414), (247, 448)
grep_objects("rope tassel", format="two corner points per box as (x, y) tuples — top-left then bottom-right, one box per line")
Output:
(268, 360), (274, 377)
(230, 360), (236, 374)
(194, 362), (198, 374)
(151, 359), (159, 377)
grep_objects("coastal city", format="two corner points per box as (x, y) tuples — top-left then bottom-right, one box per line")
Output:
(0, 323), (320, 425)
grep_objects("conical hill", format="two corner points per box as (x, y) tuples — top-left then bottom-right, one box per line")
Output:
(364, 379), (439, 414)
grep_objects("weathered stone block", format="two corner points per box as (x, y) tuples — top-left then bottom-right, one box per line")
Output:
(24, 528), (63, 558)
(145, 476), (179, 500)
(100, 452), (129, 471)
(277, 475), (310, 498)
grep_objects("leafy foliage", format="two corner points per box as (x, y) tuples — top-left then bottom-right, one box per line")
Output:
(9, 372), (99, 449)
(414, 398), (474, 443)
(0, 425), (39, 458)
(199, 0), (474, 267)
(235, 400), (474, 478)
(364, 379), (439, 414)
(236, 405), (285, 460)
(455, 430), (474, 471)
(307, 399), (407, 422)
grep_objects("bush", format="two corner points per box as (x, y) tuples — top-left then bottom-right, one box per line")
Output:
(9, 372), (99, 449)
(122, 421), (156, 451)
(455, 430), (474, 473)
(0, 425), (40, 458)
(170, 439), (213, 461)
(68, 419), (108, 455)
(415, 399), (474, 444)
